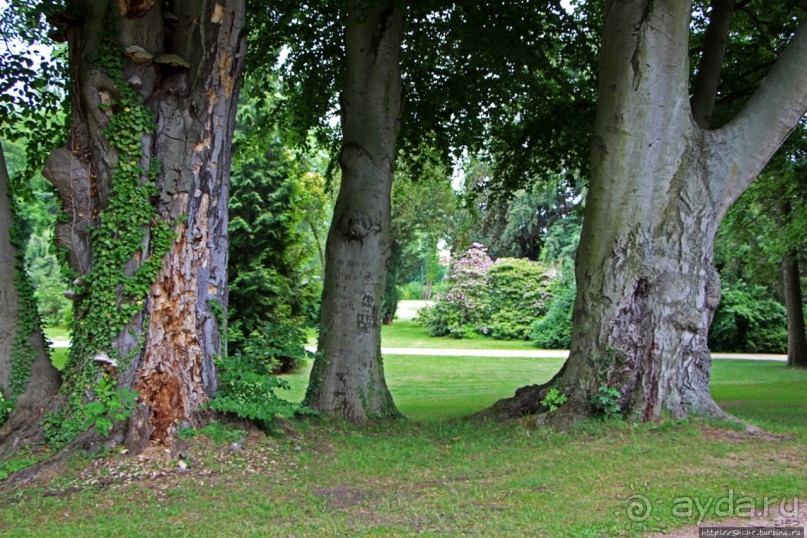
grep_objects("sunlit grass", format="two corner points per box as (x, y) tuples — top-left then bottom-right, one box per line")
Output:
(43, 325), (70, 340)
(281, 355), (565, 421)
(50, 348), (68, 370)
(9, 319), (803, 536)
(2, 355), (805, 537)
(309, 320), (540, 351)
(381, 320), (538, 350)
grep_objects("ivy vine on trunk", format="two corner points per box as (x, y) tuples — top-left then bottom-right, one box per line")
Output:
(23, 0), (247, 453)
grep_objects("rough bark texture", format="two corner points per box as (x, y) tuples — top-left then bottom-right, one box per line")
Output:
(41, 0), (245, 450)
(304, 1), (404, 422)
(782, 249), (807, 368)
(0, 146), (60, 451)
(487, 0), (807, 422)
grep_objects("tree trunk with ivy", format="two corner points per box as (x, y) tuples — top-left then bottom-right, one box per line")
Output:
(483, 1), (807, 422)
(304, 1), (404, 422)
(0, 145), (60, 451)
(33, 0), (245, 451)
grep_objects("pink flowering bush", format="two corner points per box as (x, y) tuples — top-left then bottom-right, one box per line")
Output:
(421, 244), (493, 338)
(420, 244), (554, 340)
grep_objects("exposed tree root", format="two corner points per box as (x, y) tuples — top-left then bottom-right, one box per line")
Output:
(474, 362), (567, 422)
(0, 429), (101, 487)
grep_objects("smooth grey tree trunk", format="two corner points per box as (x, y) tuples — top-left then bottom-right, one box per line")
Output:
(691, 0), (735, 128)
(38, 0), (245, 450)
(0, 145), (60, 449)
(304, 1), (404, 422)
(484, 0), (807, 422)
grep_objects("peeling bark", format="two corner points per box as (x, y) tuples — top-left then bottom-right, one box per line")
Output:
(486, 0), (807, 423)
(39, 0), (245, 450)
(304, 0), (404, 422)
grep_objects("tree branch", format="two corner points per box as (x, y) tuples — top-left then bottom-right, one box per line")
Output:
(717, 18), (807, 212)
(691, 0), (736, 128)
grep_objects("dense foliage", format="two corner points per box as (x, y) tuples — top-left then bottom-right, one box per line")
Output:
(227, 79), (328, 372)
(210, 322), (309, 429)
(421, 245), (556, 341)
(486, 258), (553, 340)
(3, 139), (70, 326)
(530, 274), (575, 349)
(710, 282), (788, 354)
(0, 1), (68, 190)
(384, 154), (458, 321)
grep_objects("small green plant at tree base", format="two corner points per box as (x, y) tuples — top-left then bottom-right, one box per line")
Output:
(541, 386), (568, 412)
(211, 336), (315, 431)
(0, 446), (48, 481)
(0, 392), (12, 426)
(83, 375), (138, 437)
(177, 422), (245, 445)
(590, 384), (622, 419)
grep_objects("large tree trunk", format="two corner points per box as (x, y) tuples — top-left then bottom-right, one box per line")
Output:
(38, 0), (245, 451)
(782, 248), (807, 367)
(485, 0), (807, 422)
(304, 1), (404, 422)
(0, 145), (60, 449)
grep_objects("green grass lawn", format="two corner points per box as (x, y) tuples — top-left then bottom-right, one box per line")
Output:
(6, 323), (804, 537)
(50, 348), (68, 370)
(281, 355), (565, 421)
(381, 321), (539, 351)
(710, 360), (807, 430)
(44, 325), (71, 340)
(307, 321), (539, 351)
(1, 358), (804, 537)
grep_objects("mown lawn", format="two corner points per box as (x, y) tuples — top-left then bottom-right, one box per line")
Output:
(14, 322), (805, 536)
(281, 354), (564, 421)
(306, 320), (540, 351)
(380, 321), (539, 351)
(0, 355), (804, 537)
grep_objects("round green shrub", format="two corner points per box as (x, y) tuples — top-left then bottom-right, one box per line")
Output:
(486, 258), (553, 340)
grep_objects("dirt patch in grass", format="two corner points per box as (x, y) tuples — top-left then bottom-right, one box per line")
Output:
(701, 425), (788, 443)
(0, 425), (296, 507)
(314, 485), (368, 509)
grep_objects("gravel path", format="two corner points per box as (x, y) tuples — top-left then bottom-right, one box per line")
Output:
(302, 345), (786, 361)
(52, 337), (786, 361)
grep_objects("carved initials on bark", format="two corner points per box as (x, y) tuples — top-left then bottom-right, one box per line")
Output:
(338, 209), (382, 241)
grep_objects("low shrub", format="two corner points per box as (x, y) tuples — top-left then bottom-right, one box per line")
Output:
(231, 322), (312, 375)
(399, 281), (423, 300)
(211, 323), (314, 430)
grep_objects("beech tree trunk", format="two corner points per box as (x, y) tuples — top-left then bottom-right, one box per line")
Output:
(38, 0), (245, 450)
(485, 1), (807, 422)
(304, 1), (404, 422)
(0, 145), (60, 448)
(782, 249), (807, 367)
